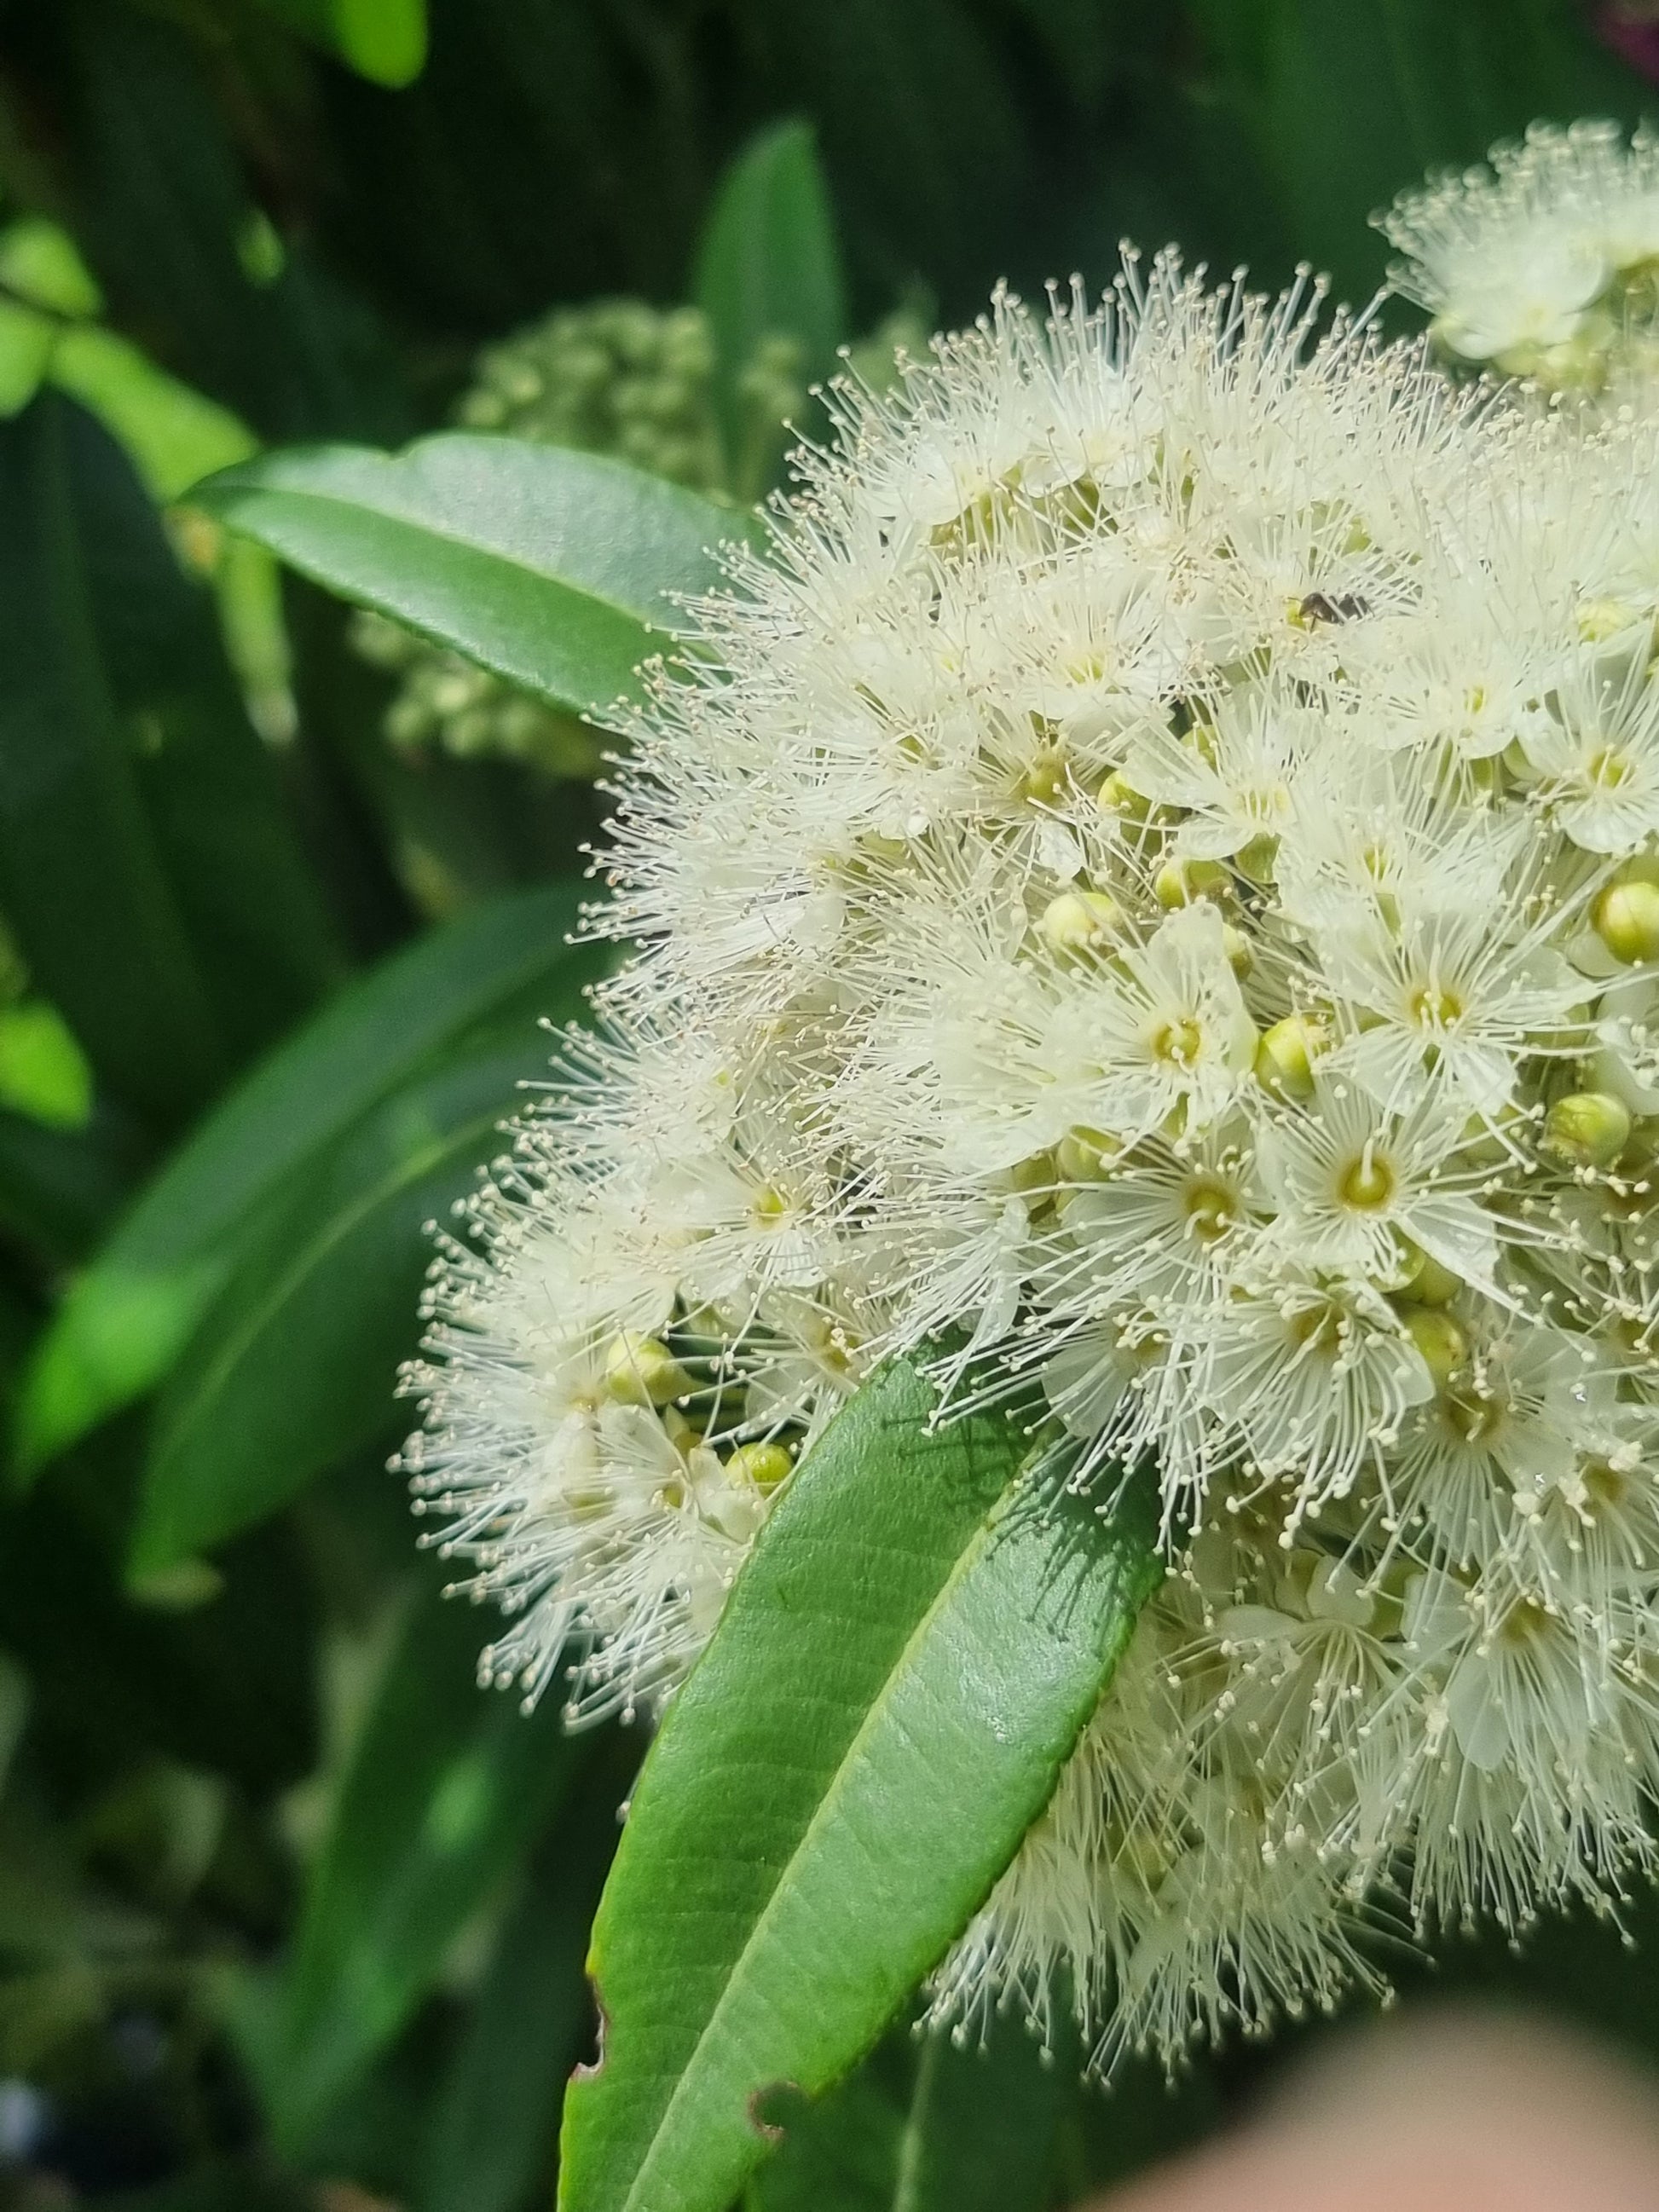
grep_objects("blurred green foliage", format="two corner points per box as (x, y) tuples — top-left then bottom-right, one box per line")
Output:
(0, 0), (1644, 2205)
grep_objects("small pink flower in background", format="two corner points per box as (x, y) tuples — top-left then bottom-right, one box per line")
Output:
(1598, 2), (1659, 82)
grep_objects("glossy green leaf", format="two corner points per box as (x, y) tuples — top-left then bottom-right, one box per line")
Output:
(419, 1738), (635, 2212)
(0, 390), (226, 1129)
(751, 2007), (1068, 2212)
(889, 2013), (1068, 2212)
(695, 120), (847, 485)
(747, 2071), (905, 2212)
(257, 0), (429, 88)
(62, 377), (342, 1071)
(131, 1011), (587, 1578)
(19, 881), (599, 1475)
(192, 436), (753, 724)
(267, 1582), (594, 2152)
(558, 1356), (1162, 2212)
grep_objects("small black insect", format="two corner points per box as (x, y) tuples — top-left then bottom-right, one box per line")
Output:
(1298, 590), (1369, 625)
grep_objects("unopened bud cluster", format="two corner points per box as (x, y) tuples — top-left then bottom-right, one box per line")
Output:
(404, 241), (1659, 2069)
(354, 299), (806, 776)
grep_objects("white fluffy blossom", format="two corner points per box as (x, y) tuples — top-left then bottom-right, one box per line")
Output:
(1379, 120), (1659, 399)
(402, 251), (1659, 2068)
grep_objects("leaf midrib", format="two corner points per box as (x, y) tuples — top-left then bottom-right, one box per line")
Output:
(211, 460), (709, 639)
(619, 1476), (1018, 2212)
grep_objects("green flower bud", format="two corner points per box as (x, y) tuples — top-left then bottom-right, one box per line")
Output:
(1038, 888), (1122, 960)
(725, 1441), (794, 1494)
(1055, 1126), (1119, 1181)
(1153, 855), (1229, 908)
(1593, 878), (1659, 964)
(1544, 1089), (1633, 1169)
(1095, 770), (1153, 823)
(1254, 1014), (1326, 1100)
(1394, 1241), (1462, 1307)
(1403, 1305), (1469, 1387)
(604, 1331), (693, 1407)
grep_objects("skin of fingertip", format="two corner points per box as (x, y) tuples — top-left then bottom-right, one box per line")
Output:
(1097, 2013), (1659, 2212)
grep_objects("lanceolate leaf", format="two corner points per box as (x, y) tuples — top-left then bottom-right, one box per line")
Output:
(0, 390), (226, 1128)
(695, 120), (847, 476)
(18, 881), (602, 1475)
(63, 367), (344, 1067)
(130, 1021), (588, 1579)
(558, 1357), (1161, 2212)
(266, 1585), (596, 2154)
(191, 437), (754, 724)
(750, 2007), (1068, 2212)
(419, 1738), (636, 2212)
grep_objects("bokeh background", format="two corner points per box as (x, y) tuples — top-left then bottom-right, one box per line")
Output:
(0, 3), (1653, 2206)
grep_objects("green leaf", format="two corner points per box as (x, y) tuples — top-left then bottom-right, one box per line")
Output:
(1187, 0), (1645, 305)
(0, 1462), (319, 1795)
(752, 2008), (1069, 2212)
(0, 302), (58, 417)
(0, 390), (227, 1129)
(0, 217), (102, 321)
(695, 119), (847, 478)
(265, 1582), (596, 2152)
(0, 1108), (137, 1267)
(50, 323), (256, 503)
(419, 1740), (636, 2212)
(558, 1356), (1162, 2212)
(888, 2013), (1068, 2212)
(61, 379), (342, 1071)
(0, 1005), (94, 1131)
(257, 0), (429, 88)
(18, 881), (601, 1475)
(130, 1024), (587, 1578)
(192, 436), (754, 725)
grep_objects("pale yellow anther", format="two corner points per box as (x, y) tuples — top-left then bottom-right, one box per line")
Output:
(1038, 888), (1122, 960)
(1154, 855), (1229, 909)
(1544, 1089), (1633, 1169)
(725, 1441), (793, 1494)
(1593, 878), (1659, 965)
(1575, 601), (1645, 645)
(1402, 1306), (1470, 1387)
(604, 1331), (692, 1407)
(1254, 1014), (1325, 1100)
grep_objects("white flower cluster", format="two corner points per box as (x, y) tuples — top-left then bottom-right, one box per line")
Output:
(1379, 119), (1659, 400)
(402, 248), (1659, 2067)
